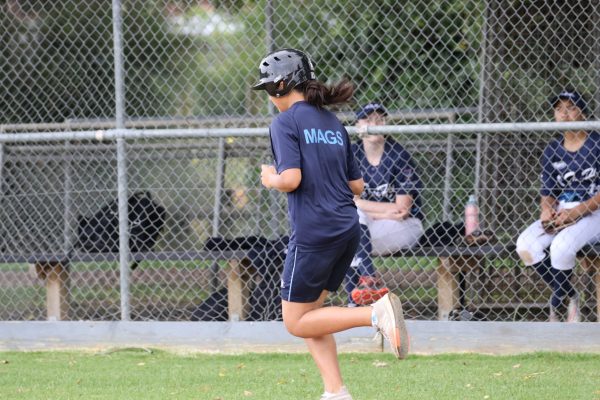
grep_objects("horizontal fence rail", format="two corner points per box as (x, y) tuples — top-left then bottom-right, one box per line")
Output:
(0, 127), (598, 323)
(4, 120), (600, 142)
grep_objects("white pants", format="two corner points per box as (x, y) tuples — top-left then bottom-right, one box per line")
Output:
(358, 209), (424, 256)
(516, 211), (600, 271)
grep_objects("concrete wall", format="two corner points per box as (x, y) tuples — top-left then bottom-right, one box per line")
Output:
(1, 321), (600, 354)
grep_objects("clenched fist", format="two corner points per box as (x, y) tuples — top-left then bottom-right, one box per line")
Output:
(260, 164), (277, 189)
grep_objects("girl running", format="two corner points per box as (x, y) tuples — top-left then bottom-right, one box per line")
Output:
(253, 48), (409, 400)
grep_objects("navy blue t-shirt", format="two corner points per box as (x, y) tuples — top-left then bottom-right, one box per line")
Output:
(352, 139), (424, 220)
(269, 101), (362, 250)
(540, 131), (600, 203)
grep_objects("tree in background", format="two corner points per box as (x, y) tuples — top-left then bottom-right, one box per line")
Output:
(270, 0), (483, 113)
(0, 1), (115, 124)
(1, 0), (598, 125)
(0, 0), (193, 124)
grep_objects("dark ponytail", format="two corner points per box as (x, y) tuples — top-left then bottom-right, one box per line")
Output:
(296, 79), (354, 108)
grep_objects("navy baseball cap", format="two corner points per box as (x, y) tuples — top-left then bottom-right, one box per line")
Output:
(550, 90), (588, 114)
(355, 102), (388, 120)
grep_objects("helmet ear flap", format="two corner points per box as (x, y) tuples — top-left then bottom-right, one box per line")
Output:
(264, 81), (288, 97)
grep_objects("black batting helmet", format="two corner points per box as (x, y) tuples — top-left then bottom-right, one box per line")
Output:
(251, 48), (316, 97)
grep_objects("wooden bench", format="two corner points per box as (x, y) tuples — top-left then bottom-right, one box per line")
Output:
(15, 243), (599, 322)
(394, 244), (600, 321)
(2, 250), (250, 322)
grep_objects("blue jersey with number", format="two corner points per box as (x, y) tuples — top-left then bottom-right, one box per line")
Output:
(352, 139), (423, 220)
(269, 101), (362, 249)
(540, 131), (600, 203)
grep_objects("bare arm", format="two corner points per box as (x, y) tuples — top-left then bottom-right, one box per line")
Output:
(356, 194), (413, 220)
(577, 192), (600, 215)
(540, 195), (557, 222)
(554, 191), (600, 227)
(261, 165), (301, 193)
(348, 178), (364, 196)
(395, 194), (413, 217)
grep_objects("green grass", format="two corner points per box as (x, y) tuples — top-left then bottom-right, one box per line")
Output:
(374, 256), (438, 271)
(0, 351), (598, 399)
(0, 256), (515, 273)
(68, 259), (228, 272)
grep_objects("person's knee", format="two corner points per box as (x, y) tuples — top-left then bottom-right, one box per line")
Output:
(516, 234), (535, 265)
(283, 317), (310, 338)
(283, 315), (299, 335)
(516, 249), (534, 265)
(549, 239), (577, 270)
(283, 309), (315, 338)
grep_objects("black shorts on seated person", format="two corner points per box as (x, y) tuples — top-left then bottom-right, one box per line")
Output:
(281, 227), (360, 303)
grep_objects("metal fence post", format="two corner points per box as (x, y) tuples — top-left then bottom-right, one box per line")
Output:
(112, 0), (130, 321)
(475, 0), (489, 205)
(594, 10), (600, 115)
(266, 0), (275, 116)
(442, 133), (454, 222)
(210, 137), (226, 292)
(62, 140), (74, 255)
(264, 0), (281, 238)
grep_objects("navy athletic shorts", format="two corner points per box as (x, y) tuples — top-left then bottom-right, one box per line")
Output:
(281, 225), (360, 303)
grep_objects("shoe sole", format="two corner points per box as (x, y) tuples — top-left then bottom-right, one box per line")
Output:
(319, 393), (353, 400)
(383, 293), (409, 359)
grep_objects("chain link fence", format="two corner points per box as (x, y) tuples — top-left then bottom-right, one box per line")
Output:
(0, 0), (599, 322)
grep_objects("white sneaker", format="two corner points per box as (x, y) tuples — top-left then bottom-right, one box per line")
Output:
(567, 294), (581, 323)
(371, 293), (409, 359)
(320, 386), (352, 399)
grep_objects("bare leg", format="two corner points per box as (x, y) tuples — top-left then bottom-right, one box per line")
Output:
(282, 291), (373, 394)
(282, 292), (372, 338)
(306, 334), (342, 393)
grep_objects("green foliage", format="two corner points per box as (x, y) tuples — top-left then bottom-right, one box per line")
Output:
(3, 0), (596, 125)
(0, 0), (194, 124)
(270, 0), (484, 110)
(0, 0), (484, 124)
(0, 1), (115, 123)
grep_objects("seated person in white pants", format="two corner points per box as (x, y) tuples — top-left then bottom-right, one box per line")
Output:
(516, 89), (600, 322)
(345, 103), (424, 306)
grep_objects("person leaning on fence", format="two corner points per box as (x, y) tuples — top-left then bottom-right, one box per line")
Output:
(516, 89), (600, 323)
(344, 103), (424, 307)
(253, 48), (409, 400)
